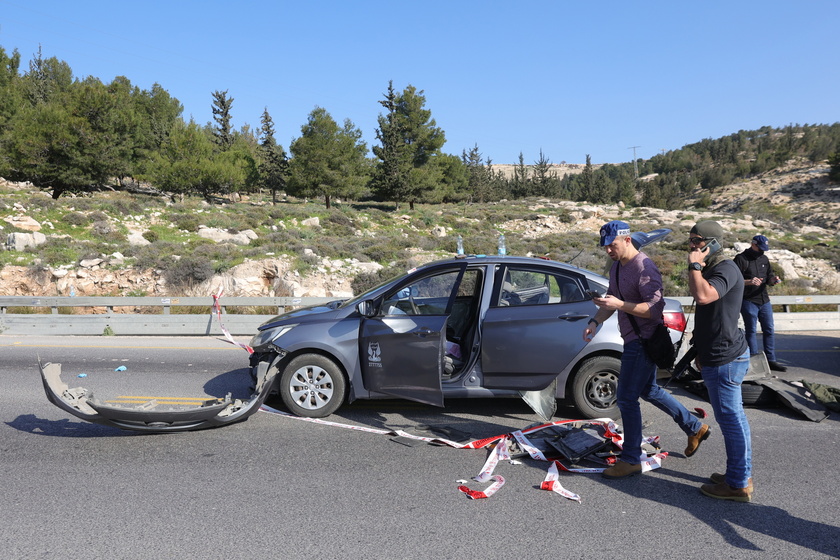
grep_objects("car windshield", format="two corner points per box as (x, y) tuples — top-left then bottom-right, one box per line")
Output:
(339, 270), (407, 308)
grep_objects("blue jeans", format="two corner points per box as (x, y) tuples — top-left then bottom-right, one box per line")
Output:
(741, 300), (776, 362)
(701, 350), (752, 488)
(617, 340), (703, 465)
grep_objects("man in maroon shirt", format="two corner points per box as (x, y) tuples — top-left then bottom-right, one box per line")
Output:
(583, 220), (710, 478)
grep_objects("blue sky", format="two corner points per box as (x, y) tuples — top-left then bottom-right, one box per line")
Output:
(1, 1), (838, 165)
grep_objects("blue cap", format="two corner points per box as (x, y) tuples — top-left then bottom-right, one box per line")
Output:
(752, 235), (769, 251)
(599, 220), (631, 246)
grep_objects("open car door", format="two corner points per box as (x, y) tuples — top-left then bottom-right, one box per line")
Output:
(359, 265), (466, 407)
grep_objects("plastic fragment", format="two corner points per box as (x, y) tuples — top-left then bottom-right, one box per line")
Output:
(77, 373), (87, 378)
(114, 365), (127, 372)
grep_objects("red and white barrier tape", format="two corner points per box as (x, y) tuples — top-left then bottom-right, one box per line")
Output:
(259, 406), (666, 501)
(458, 475), (505, 499)
(473, 438), (511, 482)
(541, 461), (582, 503)
(212, 288), (253, 354)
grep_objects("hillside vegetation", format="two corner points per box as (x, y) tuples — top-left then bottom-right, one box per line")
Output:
(2, 155), (839, 301)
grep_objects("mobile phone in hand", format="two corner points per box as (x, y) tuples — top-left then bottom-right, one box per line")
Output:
(586, 289), (604, 299)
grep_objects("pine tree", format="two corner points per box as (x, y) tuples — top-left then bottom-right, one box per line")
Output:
(258, 108), (289, 204)
(211, 90), (234, 150)
(371, 81), (445, 210)
(287, 107), (369, 209)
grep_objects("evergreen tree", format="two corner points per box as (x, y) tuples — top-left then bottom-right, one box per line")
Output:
(142, 119), (231, 201)
(421, 153), (467, 203)
(828, 152), (840, 182)
(211, 89), (234, 150)
(532, 149), (559, 197)
(592, 173), (615, 204)
(258, 108), (289, 203)
(462, 144), (494, 203)
(0, 46), (22, 129)
(579, 154), (595, 202)
(371, 82), (409, 208)
(371, 81), (445, 210)
(133, 83), (183, 154)
(3, 70), (137, 198)
(509, 152), (530, 198)
(23, 46), (73, 106)
(287, 106), (369, 209)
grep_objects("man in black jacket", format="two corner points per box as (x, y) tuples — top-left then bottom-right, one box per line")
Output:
(733, 235), (787, 372)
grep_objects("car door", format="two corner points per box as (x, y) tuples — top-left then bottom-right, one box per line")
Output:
(359, 265), (466, 406)
(481, 264), (592, 390)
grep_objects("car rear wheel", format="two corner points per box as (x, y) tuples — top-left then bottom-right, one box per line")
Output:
(570, 355), (621, 420)
(279, 354), (347, 418)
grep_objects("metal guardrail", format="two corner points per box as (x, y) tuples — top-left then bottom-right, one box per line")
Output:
(0, 295), (838, 336)
(0, 296), (337, 336)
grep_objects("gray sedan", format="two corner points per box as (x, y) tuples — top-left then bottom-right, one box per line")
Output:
(249, 255), (687, 421)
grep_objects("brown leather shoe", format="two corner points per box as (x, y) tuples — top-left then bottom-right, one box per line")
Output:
(601, 460), (642, 479)
(710, 472), (753, 491)
(700, 481), (753, 502)
(685, 424), (711, 457)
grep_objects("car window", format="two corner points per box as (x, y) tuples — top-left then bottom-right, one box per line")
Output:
(382, 270), (462, 316)
(496, 267), (586, 306)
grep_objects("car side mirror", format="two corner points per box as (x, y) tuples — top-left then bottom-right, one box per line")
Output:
(356, 300), (377, 318)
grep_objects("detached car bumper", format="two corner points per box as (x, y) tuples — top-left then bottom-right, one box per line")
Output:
(39, 360), (278, 433)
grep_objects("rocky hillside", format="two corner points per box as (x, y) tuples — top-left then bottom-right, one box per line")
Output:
(2, 160), (839, 300)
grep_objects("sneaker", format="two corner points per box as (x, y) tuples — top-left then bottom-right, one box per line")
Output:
(601, 460), (642, 479)
(685, 424), (711, 457)
(709, 472), (753, 491)
(768, 361), (787, 372)
(700, 481), (753, 502)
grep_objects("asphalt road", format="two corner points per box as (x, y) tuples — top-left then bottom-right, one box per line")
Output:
(1, 332), (838, 559)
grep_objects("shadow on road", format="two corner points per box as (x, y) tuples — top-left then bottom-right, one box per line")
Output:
(593, 466), (840, 557)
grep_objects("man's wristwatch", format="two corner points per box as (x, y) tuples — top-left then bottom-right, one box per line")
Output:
(588, 318), (600, 328)
(689, 262), (703, 271)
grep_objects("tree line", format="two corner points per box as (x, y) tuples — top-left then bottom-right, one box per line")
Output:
(1, 45), (839, 209)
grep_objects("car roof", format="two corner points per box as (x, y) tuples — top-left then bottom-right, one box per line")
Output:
(412, 255), (605, 279)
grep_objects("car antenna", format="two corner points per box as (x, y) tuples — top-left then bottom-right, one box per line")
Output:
(566, 249), (583, 264)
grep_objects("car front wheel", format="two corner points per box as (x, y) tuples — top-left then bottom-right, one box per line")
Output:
(279, 354), (347, 418)
(570, 355), (621, 420)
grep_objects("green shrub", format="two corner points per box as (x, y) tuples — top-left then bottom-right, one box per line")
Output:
(63, 212), (90, 226)
(32, 238), (86, 267)
(164, 256), (215, 289)
(172, 213), (201, 232)
(129, 241), (180, 270)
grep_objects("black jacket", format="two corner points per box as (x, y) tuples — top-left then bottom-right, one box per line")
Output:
(733, 248), (777, 305)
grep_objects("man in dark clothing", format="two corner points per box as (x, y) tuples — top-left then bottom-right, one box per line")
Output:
(584, 220), (709, 480)
(688, 221), (753, 502)
(734, 234), (786, 372)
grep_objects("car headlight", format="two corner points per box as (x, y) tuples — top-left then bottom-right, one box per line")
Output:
(250, 325), (295, 348)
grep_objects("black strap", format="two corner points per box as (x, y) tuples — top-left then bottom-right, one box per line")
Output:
(614, 258), (695, 374)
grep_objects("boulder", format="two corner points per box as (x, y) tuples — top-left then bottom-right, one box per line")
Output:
(5, 231), (47, 251)
(196, 227), (256, 245)
(3, 215), (41, 232)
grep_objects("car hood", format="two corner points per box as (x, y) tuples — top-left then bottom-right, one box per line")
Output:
(39, 359), (278, 433)
(258, 300), (351, 329)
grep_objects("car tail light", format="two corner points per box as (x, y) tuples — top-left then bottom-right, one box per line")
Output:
(663, 310), (687, 333)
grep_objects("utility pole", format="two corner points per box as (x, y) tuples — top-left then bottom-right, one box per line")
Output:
(628, 146), (640, 180)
